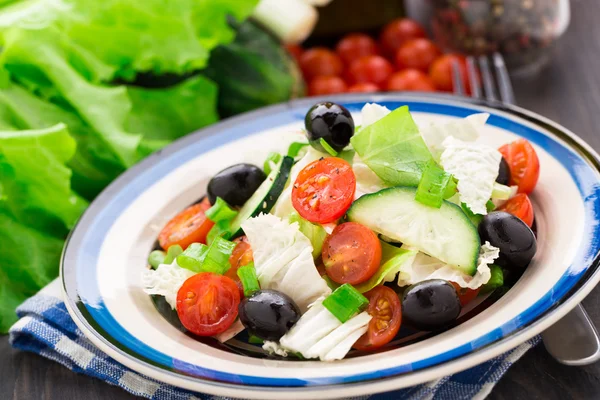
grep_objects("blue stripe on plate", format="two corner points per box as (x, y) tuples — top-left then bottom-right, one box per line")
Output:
(76, 100), (600, 386)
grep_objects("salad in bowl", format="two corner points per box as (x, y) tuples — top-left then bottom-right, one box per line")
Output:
(142, 101), (539, 362)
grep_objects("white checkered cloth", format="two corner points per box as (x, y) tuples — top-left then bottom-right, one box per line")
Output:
(9, 279), (540, 400)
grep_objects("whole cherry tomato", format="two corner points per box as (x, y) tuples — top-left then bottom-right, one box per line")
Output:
(395, 38), (441, 71)
(387, 69), (436, 92)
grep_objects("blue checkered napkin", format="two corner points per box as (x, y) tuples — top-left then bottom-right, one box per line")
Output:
(9, 280), (541, 400)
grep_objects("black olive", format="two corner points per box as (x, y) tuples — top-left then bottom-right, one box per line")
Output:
(238, 290), (301, 341)
(305, 102), (354, 153)
(478, 211), (537, 271)
(207, 163), (266, 206)
(402, 279), (461, 331)
(496, 157), (511, 185)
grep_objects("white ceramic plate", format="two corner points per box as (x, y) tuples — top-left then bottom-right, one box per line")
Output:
(61, 94), (600, 399)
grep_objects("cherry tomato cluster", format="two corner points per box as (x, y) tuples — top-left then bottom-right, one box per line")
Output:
(286, 18), (471, 97)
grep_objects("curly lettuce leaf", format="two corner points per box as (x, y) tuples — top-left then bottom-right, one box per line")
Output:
(0, 211), (64, 332)
(0, 123), (88, 232)
(0, 0), (259, 79)
(351, 106), (434, 187)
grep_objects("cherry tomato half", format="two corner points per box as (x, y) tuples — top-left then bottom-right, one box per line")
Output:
(336, 33), (379, 65)
(353, 286), (401, 350)
(308, 76), (347, 96)
(395, 38), (441, 71)
(450, 282), (480, 307)
(226, 236), (254, 296)
(158, 198), (214, 250)
(347, 55), (393, 86)
(176, 273), (241, 336)
(292, 157), (356, 224)
(498, 139), (540, 194)
(322, 222), (382, 285)
(498, 193), (534, 227)
(379, 18), (426, 58)
(299, 48), (343, 81)
(429, 54), (470, 93)
(387, 69), (436, 92)
(347, 82), (380, 93)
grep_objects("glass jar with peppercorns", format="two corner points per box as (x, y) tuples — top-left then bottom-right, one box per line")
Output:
(429, 0), (570, 74)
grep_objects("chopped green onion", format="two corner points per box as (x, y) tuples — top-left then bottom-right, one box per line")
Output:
(176, 243), (209, 272)
(481, 265), (504, 294)
(202, 236), (236, 275)
(287, 142), (308, 158)
(237, 262), (260, 297)
(415, 161), (453, 208)
(163, 244), (183, 265)
(148, 250), (166, 269)
(248, 335), (264, 344)
(323, 283), (369, 323)
(486, 200), (496, 212)
(338, 149), (355, 164)
(207, 219), (232, 246)
(263, 152), (282, 175)
(288, 212), (327, 259)
(443, 176), (458, 199)
(319, 138), (338, 156)
(205, 197), (238, 223)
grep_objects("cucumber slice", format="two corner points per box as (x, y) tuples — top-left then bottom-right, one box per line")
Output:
(346, 187), (479, 275)
(229, 156), (294, 236)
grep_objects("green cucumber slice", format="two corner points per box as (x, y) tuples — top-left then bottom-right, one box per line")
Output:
(229, 156), (294, 236)
(346, 187), (480, 275)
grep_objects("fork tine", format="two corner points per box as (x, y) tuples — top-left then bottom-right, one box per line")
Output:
(478, 56), (498, 101)
(492, 52), (516, 105)
(466, 56), (482, 99)
(451, 60), (465, 96)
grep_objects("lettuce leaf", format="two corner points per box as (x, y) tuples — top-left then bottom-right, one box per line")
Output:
(354, 241), (417, 293)
(0, 124), (88, 233)
(351, 106), (433, 187)
(0, 0), (259, 79)
(0, 212), (64, 332)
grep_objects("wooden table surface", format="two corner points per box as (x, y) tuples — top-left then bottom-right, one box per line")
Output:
(2, 1), (600, 399)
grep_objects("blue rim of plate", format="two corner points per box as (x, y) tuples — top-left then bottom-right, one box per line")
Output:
(62, 93), (600, 389)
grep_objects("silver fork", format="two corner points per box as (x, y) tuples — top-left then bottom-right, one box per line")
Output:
(453, 53), (600, 366)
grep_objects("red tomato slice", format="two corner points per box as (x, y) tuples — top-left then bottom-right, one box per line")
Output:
(498, 139), (540, 194)
(176, 273), (240, 336)
(226, 236), (254, 296)
(292, 158), (356, 224)
(353, 286), (401, 350)
(158, 198), (214, 250)
(284, 44), (303, 62)
(322, 222), (382, 285)
(498, 193), (534, 227)
(450, 282), (480, 307)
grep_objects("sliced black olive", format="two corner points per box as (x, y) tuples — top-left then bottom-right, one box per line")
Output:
(238, 290), (301, 341)
(402, 279), (461, 331)
(207, 163), (266, 206)
(478, 211), (537, 271)
(305, 102), (354, 153)
(496, 157), (511, 185)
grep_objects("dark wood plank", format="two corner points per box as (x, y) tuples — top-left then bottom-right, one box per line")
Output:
(3, 1), (600, 400)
